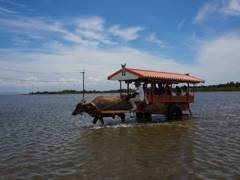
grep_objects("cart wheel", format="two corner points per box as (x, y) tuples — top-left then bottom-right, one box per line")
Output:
(144, 112), (152, 122)
(166, 105), (183, 121)
(136, 112), (151, 122)
(136, 112), (144, 122)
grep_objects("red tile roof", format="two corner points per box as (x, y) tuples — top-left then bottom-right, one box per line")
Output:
(108, 68), (205, 83)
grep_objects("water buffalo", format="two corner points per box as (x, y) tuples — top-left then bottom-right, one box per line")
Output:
(72, 96), (132, 125)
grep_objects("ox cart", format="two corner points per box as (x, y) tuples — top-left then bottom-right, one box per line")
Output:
(72, 66), (204, 124)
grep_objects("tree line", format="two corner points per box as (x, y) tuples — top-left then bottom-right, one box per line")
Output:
(29, 81), (240, 94)
(193, 81), (240, 92)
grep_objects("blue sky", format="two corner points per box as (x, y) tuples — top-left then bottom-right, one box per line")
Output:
(0, 0), (240, 93)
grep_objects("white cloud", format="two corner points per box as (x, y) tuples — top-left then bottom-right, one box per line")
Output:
(176, 19), (186, 30)
(194, 2), (218, 24)
(0, 14), (144, 47)
(194, 0), (240, 24)
(0, 16), (96, 46)
(62, 32), (98, 46)
(11, 37), (31, 46)
(0, 5), (16, 14)
(0, 9), (239, 92)
(0, 0), (25, 8)
(76, 29), (115, 45)
(221, 0), (240, 16)
(2, 31), (240, 92)
(74, 16), (105, 31)
(0, 46), (182, 91)
(25, 76), (38, 81)
(109, 25), (143, 41)
(145, 33), (167, 48)
(0, 16), (61, 33)
(195, 32), (240, 83)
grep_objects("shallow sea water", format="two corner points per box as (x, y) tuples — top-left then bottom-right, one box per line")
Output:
(0, 92), (240, 179)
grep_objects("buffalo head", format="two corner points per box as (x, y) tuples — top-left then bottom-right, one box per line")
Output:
(72, 99), (88, 115)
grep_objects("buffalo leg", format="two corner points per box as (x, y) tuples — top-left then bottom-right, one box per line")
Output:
(93, 116), (98, 124)
(118, 113), (125, 123)
(99, 117), (104, 125)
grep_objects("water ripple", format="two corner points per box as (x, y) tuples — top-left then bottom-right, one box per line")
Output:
(0, 93), (240, 179)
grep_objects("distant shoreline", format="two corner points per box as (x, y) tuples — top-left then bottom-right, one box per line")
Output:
(27, 90), (240, 95)
(0, 81), (233, 95)
(28, 90), (122, 95)
(28, 87), (240, 95)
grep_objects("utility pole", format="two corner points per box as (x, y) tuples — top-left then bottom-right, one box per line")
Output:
(81, 71), (85, 101)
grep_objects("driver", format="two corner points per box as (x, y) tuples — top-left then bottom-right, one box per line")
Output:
(129, 82), (144, 111)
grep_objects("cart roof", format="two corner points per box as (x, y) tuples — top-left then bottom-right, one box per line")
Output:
(108, 67), (205, 83)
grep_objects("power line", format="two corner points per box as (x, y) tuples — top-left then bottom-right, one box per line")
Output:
(0, 76), (80, 83)
(0, 67), (40, 74)
(0, 67), (83, 74)
(0, 67), (86, 84)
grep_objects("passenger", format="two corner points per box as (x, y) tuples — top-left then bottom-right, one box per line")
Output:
(129, 82), (144, 111)
(142, 83), (150, 104)
(182, 85), (189, 96)
(153, 84), (158, 95)
(165, 85), (172, 95)
(175, 86), (182, 96)
(159, 87), (165, 95)
(158, 83), (165, 95)
(143, 83), (150, 95)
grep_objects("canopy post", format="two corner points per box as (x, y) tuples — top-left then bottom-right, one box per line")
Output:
(127, 82), (129, 94)
(119, 80), (122, 96)
(192, 83), (195, 96)
(151, 81), (154, 103)
(187, 83), (190, 102)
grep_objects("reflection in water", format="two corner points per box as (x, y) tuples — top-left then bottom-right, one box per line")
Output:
(78, 123), (195, 179)
(0, 92), (240, 179)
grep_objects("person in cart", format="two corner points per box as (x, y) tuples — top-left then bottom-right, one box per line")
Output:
(129, 82), (145, 111)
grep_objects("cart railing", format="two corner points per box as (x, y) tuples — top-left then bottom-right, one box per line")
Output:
(147, 95), (194, 104)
